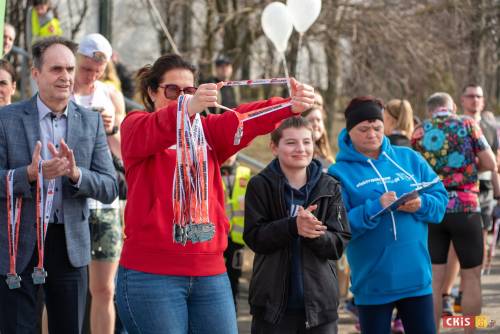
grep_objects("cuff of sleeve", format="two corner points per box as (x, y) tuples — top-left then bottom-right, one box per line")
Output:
(415, 194), (428, 215)
(288, 216), (299, 237)
(365, 197), (383, 219)
(69, 168), (83, 188)
(75, 168), (83, 188)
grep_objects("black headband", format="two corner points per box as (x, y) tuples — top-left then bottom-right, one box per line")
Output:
(345, 101), (384, 131)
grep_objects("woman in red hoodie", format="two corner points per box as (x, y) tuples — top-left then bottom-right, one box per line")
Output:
(116, 54), (315, 334)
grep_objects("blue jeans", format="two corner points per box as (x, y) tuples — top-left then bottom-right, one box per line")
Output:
(357, 294), (435, 334)
(116, 266), (238, 334)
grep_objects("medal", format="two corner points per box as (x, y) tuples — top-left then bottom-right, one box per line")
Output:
(32, 267), (48, 285)
(5, 273), (21, 290)
(5, 170), (23, 289)
(33, 160), (55, 285)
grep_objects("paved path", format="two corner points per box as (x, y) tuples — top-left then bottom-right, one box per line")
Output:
(237, 239), (500, 333)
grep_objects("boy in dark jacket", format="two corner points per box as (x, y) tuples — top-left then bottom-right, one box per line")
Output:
(244, 117), (351, 334)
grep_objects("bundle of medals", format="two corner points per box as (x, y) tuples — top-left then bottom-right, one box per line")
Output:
(172, 78), (292, 245)
(5, 161), (54, 289)
(173, 95), (214, 245)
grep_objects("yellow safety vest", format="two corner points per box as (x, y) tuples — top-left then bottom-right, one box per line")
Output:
(31, 9), (63, 43)
(222, 166), (251, 245)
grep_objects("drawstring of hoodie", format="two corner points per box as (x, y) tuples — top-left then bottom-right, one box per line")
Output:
(367, 159), (398, 240)
(382, 152), (419, 186)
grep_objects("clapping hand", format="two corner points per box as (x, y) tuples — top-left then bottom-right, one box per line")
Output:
(27, 141), (70, 182)
(296, 204), (326, 239)
(48, 139), (80, 183)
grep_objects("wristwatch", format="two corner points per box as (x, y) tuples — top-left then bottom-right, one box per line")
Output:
(107, 125), (119, 136)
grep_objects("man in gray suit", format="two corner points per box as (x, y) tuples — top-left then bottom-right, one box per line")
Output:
(0, 37), (117, 333)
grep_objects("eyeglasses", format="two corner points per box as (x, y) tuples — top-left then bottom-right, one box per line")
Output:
(159, 84), (197, 100)
(464, 94), (483, 99)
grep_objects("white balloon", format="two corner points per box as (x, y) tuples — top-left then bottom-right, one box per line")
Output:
(287, 0), (322, 33)
(261, 2), (294, 53)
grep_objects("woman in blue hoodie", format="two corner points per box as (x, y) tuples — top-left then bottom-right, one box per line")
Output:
(328, 96), (448, 334)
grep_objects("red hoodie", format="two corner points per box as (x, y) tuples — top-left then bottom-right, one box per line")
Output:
(120, 97), (294, 276)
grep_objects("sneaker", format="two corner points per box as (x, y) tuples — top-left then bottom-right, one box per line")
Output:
(453, 292), (462, 313)
(344, 298), (359, 319)
(392, 318), (405, 333)
(442, 294), (454, 316)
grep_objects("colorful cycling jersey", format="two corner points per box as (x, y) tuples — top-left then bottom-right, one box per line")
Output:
(412, 112), (489, 213)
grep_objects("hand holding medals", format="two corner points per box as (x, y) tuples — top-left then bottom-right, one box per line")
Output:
(221, 77), (315, 145)
(186, 83), (219, 116)
(289, 78), (315, 114)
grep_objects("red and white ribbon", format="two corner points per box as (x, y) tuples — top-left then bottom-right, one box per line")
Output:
(217, 77), (292, 145)
(34, 160), (55, 284)
(5, 170), (22, 288)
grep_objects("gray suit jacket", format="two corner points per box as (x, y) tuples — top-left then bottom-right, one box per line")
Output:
(0, 96), (118, 274)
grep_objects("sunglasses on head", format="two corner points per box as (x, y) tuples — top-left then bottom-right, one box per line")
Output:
(159, 84), (198, 100)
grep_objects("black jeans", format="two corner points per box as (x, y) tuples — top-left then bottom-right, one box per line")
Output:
(224, 238), (244, 308)
(0, 224), (88, 334)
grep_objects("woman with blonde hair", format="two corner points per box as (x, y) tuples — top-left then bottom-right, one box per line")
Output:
(302, 107), (334, 168)
(384, 99), (414, 147)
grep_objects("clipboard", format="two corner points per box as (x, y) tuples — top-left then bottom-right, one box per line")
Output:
(369, 177), (440, 220)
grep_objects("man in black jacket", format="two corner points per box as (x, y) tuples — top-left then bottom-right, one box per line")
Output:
(203, 56), (238, 114)
(244, 117), (351, 334)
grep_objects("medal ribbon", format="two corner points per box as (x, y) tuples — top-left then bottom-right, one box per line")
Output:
(232, 101), (292, 145)
(6, 170), (22, 278)
(223, 78), (289, 87)
(35, 160), (55, 275)
(217, 77), (293, 145)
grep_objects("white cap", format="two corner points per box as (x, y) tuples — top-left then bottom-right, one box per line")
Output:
(77, 33), (112, 62)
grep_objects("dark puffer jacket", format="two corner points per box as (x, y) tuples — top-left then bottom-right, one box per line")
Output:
(244, 159), (351, 329)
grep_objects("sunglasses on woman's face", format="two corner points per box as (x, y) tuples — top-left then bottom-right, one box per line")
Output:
(159, 84), (198, 100)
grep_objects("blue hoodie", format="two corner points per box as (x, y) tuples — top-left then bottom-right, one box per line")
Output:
(328, 129), (448, 305)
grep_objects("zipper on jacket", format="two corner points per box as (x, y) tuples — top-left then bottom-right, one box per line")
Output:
(302, 194), (333, 329)
(308, 194), (345, 232)
(273, 178), (289, 324)
(337, 205), (344, 231)
(273, 248), (290, 324)
(302, 241), (313, 330)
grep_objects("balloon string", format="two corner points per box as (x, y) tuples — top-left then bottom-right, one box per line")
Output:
(281, 53), (292, 97)
(295, 33), (303, 82)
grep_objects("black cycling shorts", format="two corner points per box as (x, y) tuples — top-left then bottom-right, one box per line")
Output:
(428, 212), (483, 269)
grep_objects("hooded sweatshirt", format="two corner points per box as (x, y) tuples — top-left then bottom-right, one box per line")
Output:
(328, 129), (448, 305)
(120, 97), (294, 276)
(269, 159), (322, 311)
